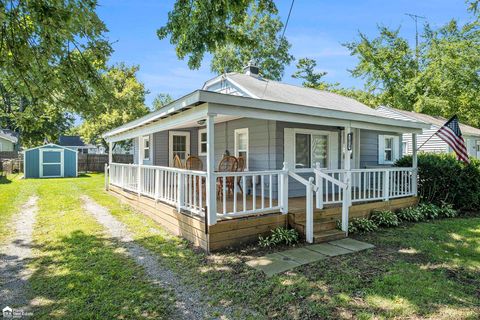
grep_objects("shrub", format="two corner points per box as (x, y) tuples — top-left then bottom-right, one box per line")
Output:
(417, 203), (441, 220)
(395, 154), (480, 211)
(370, 209), (399, 227)
(397, 206), (424, 222)
(347, 218), (378, 234)
(438, 203), (458, 218)
(258, 227), (299, 247)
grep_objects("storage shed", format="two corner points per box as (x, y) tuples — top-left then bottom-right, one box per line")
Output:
(24, 144), (78, 178)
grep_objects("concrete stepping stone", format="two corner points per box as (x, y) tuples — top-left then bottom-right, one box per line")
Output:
(246, 254), (301, 277)
(329, 238), (375, 251)
(306, 243), (353, 256)
(278, 248), (327, 264)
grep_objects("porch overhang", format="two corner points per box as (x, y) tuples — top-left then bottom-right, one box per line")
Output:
(103, 90), (430, 143)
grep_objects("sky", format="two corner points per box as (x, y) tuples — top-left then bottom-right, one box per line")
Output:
(97, 0), (475, 107)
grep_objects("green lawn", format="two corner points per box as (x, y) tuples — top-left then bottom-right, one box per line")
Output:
(75, 174), (480, 320)
(2, 173), (479, 319)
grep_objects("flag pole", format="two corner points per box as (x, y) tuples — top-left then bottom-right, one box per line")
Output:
(415, 129), (439, 151)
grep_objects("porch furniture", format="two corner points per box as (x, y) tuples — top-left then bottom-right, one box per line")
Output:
(185, 155), (203, 171)
(172, 154), (184, 169)
(236, 156), (245, 193)
(216, 156), (238, 198)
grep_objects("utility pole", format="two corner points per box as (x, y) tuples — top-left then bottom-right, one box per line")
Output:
(405, 13), (426, 64)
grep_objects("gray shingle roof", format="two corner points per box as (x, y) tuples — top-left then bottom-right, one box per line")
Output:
(222, 73), (387, 118)
(58, 135), (86, 147)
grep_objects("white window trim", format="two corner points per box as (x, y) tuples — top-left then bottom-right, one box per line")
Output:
(142, 135), (150, 161)
(0, 143), (2, 151)
(378, 134), (400, 165)
(198, 128), (207, 156)
(39, 148), (64, 178)
(168, 131), (191, 166)
(292, 128), (336, 170)
(234, 128), (249, 170)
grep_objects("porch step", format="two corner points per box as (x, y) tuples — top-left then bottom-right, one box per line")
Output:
(294, 220), (338, 234)
(313, 230), (347, 243)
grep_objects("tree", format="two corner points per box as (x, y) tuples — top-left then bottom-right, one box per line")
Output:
(152, 93), (173, 110)
(157, 0), (276, 69)
(78, 64), (149, 151)
(209, 4), (293, 80)
(344, 26), (418, 111)
(0, 0), (112, 145)
(292, 58), (327, 88)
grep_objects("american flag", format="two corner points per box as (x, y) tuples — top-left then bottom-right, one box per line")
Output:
(435, 115), (470, 164)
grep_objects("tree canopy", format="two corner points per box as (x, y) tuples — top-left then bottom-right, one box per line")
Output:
(78, 64), (149, 150)
(152, 93), (173, 111)
(0, 0), (112, 146)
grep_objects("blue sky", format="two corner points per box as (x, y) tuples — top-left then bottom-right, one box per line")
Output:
(97, 0), (474, 107)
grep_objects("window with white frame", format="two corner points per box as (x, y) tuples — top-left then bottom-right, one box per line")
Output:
(402, 141), (408, 155)
(295, 132), (329, 169)
(143, 135), (150, 160)
(378, 135), (399, 164)
(234, 128), (248, 169)
(198, 128), (207, 156)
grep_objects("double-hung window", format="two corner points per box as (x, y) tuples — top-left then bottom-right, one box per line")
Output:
(294, 131), (329, 169)
(378, 135), (399, 164)
(234, 128), (249, 169)
(143, 135), (150, 160)
(198, 128), (207, 156)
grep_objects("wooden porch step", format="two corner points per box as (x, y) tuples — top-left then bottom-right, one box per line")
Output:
(294, 220), (338, 234)
(313, 230), (347, 243)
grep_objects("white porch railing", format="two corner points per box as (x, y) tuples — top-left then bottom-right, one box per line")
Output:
(214, 169), (288, 218)
(315, 167), (416, 208)
(107, 163), (417, 242)
(109, 163), (207, 216)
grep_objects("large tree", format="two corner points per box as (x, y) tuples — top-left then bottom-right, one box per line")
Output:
(0, 0), (112, 145)
(345, 15), (480, 126)
(209, 4), (293, 80)
(157, 0), (276, 69)
(78, 64), (149, 151)
(152, 93), (173, 111)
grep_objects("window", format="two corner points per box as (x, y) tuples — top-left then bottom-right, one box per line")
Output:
(378, 135), (399, 164)
(402, 141), (408, 155)
(234, 128), (248, 169)
(143, 135), (150, 160)
(294, 132), (328, 169)
(198, 128), (207, 156)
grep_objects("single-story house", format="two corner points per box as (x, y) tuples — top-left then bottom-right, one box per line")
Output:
(102, 65), (429, 251)
(0, 129), (19, 152)
(24, 143), (78, 178)
(377, 106), (480, 159)
(59, 135), (101, 154)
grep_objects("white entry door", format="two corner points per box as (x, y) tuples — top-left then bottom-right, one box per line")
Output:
(169, 131), (190, 166)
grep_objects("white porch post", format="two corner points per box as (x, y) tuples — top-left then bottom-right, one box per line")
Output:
(108, 142), (113, 165)
(280, 162), (289, 213)
(412, 133), (418, 196)
(206, 114), (217, 225)
(344, 125), (352, 206)
(137, 137), (142, 196)
(106, 141), (113, 191)
(315, 162), (323, 209)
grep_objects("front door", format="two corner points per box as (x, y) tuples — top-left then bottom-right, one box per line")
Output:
(40, 149), (64, 178)
(169, 131), (190, 166)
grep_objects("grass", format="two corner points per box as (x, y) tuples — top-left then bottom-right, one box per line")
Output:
(74, 174), (480, 319)
(0, 174), (38, 242)
(3, 176), (174, 318)
(2, 173), (478, 319)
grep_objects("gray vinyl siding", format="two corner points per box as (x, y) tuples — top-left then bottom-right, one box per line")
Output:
(360, 130), (402, 168)
(153, 128), (198, 167)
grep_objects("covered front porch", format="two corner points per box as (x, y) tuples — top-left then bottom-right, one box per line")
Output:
(103, 91), (425, 249)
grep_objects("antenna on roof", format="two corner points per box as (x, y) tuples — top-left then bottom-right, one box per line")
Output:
(405, 13), (426, 65)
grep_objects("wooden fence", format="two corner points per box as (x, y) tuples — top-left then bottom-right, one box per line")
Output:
(1, 159), (23, 174)
(78, 154), (133, 172)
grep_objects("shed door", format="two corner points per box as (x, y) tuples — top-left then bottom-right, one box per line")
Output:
(40, 149), (64, 178)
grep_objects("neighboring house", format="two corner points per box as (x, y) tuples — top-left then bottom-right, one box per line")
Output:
(58, 135), (100, 154)
(377, 106), (480, 159)
(0, 129), (19, 152)
(103, 65), (429, 251)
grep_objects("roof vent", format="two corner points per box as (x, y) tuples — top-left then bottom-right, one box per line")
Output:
(243, 59), (259, 77)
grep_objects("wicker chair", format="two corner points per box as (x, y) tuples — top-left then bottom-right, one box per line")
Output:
(236, 156), (245, 193)
(217, 156), (238, 198)
(172, 154), (184, 169)
(185, 155), (203, 171)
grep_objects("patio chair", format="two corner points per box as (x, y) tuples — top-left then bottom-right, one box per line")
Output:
(236, 156), (245, 193)
(173, 154), (184, 169)
(217, 156), (238, 198)
(185, 155), (203, 171)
